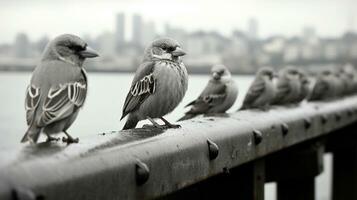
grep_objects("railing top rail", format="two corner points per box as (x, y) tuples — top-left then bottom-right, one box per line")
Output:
(1, 96), (357, 199)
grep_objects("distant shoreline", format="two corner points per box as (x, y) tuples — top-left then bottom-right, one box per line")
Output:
(0, 67), (257, 75)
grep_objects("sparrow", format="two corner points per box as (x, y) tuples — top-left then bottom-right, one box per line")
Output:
(121, 38), (188, 130)
(21, 34), (99, 144)
(240, 67), (275, 110)
(272, 66), (301, 105)
(178, 64), (238, 121)
(338, 65), (355, 95)
(308, 69), (336, 101)
(294, 69), (311, 103)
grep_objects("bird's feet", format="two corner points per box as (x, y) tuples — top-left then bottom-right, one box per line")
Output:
(160, 117), (181, 129)
(62, 131), (79, 144)
(62, 136), (79, 144)
(164, 124), (181, 129)
(46, 136), (60, 142)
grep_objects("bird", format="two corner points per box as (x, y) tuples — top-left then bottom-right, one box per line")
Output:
(178, 64), (238, 121)
(240, 67), (275, 110)
(294, 69), (311, 103)
(21, 34), (99, 144)
(272, 66), (301, 105)
(308, 69), (336, 101)
(338, 64), (355, 96)
(120, 37), (188, 130)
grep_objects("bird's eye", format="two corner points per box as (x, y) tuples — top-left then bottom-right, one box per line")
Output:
(161, 46), (167, 51)
(69, 45), (85, 52)
(168, 47), (176, 52)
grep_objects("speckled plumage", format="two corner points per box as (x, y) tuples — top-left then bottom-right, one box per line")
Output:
(241, 67), (275, 110)
(21, 34), (98, 143)
(121, 38), (188, 130)
(178, 65), (237, 121)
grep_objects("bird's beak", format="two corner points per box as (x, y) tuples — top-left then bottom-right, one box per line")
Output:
(80, 46), (99, 58)
(213, 72), (220, 80)
(172, 47), (186, 57)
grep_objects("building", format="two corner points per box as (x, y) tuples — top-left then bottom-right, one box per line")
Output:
(115, 13), (125, 52)
(247, 18), (259, 40)
(14, 33), (30, 58)
(132, 14), (143, 47)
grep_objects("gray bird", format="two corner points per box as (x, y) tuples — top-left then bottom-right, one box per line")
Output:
(240, 67), (275, 110)
(338, 65), (355, 95)
(272, 66), (301, 105)
(121, 38), (188, 130)
(294, 69), (311, 103)
(21, 34), (99, 144)
(308, 69), (336, 101)
(178, 64), (238, 121)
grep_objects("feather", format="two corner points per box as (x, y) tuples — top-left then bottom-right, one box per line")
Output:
(121, 62), (156, 120)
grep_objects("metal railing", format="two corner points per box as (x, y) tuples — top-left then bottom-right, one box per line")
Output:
(1, 96), (357, 200)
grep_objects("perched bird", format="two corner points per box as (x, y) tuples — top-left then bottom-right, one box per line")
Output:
(272, 66), (301, 105)
(178, 64), (238, 121)
(338, 64), (355, 95)
(308, 69), (336, 101)
(240, 67), (275, 110)
(121, 38), (188, 130)
(294, 69), (311, 103)
(21, 34), (99, 144)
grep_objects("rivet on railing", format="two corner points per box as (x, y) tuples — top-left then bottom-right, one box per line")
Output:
(281, 123), (289, 136)
(335, 113), (341, 122)
(347, 110), (353, 117)
(253, 130), (263, 145)
(321, 115), (328, 125)
(304, 118), (311, 129)
(207, 139), (219, 160)
(136, 159), (150, 185)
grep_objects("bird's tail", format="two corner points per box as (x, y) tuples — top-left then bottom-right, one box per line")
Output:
(21, 124), (41, 143)
(177, 113), (197, 122)
(122, 115), (139, 130)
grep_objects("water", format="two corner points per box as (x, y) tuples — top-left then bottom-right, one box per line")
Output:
(0, 71), (330, 199)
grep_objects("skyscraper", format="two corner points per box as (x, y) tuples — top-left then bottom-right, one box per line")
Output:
(132, 14), (143, 47)
(14, 32), (30, 58)
(247, 18), (259, 40)
(115, 13), (125, 52)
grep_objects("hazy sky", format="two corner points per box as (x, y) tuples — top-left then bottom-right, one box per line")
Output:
(0, 0), (356, 43)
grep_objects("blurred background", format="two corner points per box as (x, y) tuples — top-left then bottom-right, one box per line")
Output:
(0, 0), (356, 73)
(0, 0), (356, 199)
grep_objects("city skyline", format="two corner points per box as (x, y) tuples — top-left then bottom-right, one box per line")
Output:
(0, 0), (356, 43)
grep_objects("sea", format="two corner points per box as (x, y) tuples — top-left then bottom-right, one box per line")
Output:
(0, 71), (330, 200)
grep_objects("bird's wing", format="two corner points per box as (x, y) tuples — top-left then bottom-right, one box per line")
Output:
(275, 78), (290, 98)
(37, 70), (87, 127)
(25, 85), (41, 125)
(309, 78), (328, 100)
(242, 78), (265, 106)
(185, 81), (227, 114)
(121, 62), (155, 119)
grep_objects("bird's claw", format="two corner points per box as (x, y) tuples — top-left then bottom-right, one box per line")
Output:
(46, 136), (60, 142)
(62, 136), (79, 144)
(143, 124), (165, 130)
(165, 124), (181, 129)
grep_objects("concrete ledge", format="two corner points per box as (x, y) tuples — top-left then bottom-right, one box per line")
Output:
(1, 96), (357, 199)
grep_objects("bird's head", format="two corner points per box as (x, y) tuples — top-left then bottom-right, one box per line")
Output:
(211, 64), (231, 82)
(144, 37), (186, 63)
(257, 67), (275, 80)
(321, 69), (332, 76)
(43, 34), (99, 66)
(283, 66), (300, 79)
